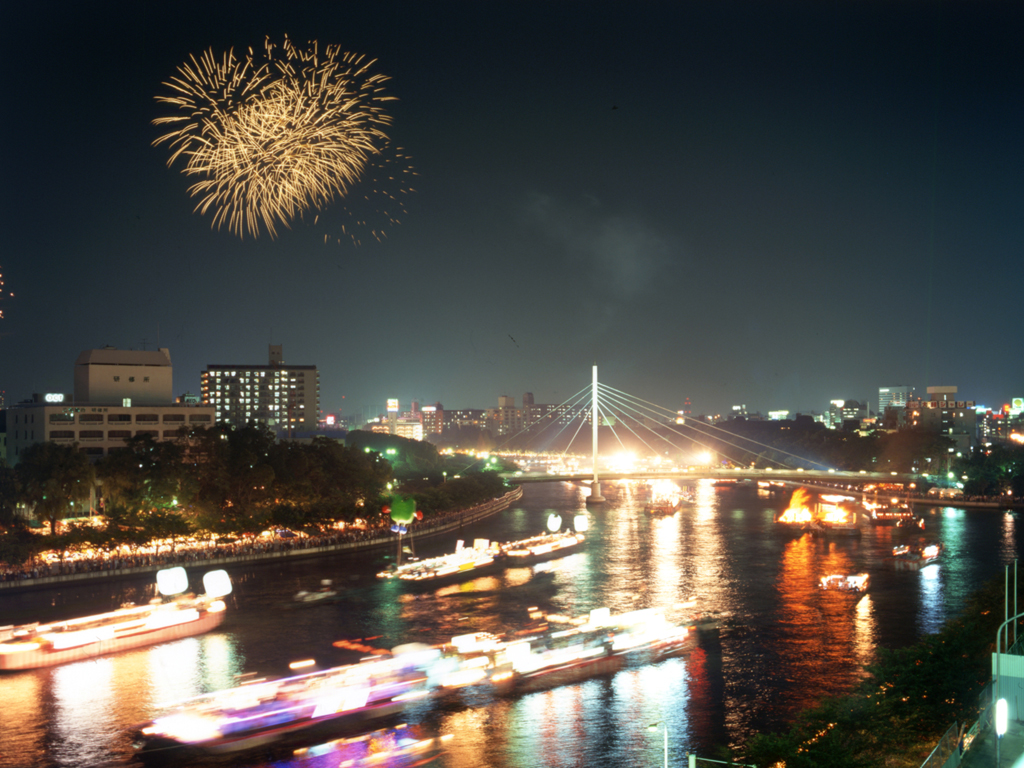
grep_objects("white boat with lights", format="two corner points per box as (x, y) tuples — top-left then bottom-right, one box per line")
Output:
(376, 538), (501, 586)
(292, 580), (341, 607)
(297, 725), (452, 768)
(893, 539), (942, 569)
(500, 530), (584, 561)
(134, 647), (440, 758)
(433, 607), (694, 697)
(0, 568), (230, 672)
(819, 573), (870, 593)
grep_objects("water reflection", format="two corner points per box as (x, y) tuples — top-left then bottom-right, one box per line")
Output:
(918, 564), (943, 635)
(3, 484), (1024, 768)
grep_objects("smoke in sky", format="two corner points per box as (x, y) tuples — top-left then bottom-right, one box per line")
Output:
(524, 193), (672, 301)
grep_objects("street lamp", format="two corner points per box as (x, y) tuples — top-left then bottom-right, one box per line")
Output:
(647, 723), (668, 768)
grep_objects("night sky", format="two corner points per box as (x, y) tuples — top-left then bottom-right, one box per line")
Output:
(2, 2), (1022, 422)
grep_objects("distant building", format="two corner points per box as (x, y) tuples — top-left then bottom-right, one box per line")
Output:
(879, 386), (913, 416)
(827, 399), (866, 430)
(422, 403), (443, 436)
(443, 408), (487, 431)
(75, 346), (174, 406)
(201, 345), (320, 434)
(491, 395), (523, 437)
(394, 417), (424, 441)
(6, 347), (214, 465)
(907, 386), (977, 451)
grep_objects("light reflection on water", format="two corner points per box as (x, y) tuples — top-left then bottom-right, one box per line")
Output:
(1, 482), (1022, 768)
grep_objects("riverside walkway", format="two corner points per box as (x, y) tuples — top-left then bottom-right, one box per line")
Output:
(0, 486), (523, 594)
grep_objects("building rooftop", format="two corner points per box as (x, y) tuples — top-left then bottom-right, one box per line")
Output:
(75, 347), (171, 367)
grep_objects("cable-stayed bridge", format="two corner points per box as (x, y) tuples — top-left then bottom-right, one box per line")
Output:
(495, 365), (927, 501)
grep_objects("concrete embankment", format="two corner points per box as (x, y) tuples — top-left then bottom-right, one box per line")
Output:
(0, 486), (524, 594)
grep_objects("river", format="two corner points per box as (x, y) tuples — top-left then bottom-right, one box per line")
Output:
(0, 480), (1020, 768)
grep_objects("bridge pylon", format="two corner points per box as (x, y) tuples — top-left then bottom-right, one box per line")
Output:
(586, 364), (606, 505)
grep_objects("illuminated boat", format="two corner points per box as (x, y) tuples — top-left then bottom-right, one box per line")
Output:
(495, 607), (692, 693)
(646, 500), (683, 515)
(296, 725), (453, 768)
(0, 568), (231, 672)
(134, 647), (440, 758)
(376, 538), (501, 585)
(806, 494), (862, 537)
(819, 573), (870, 593)
(893, 539), (942, 569)
(292, 580), (342, 607)
(500, 531), (584, 561)
(863, 497), (916, 526)
(431, 607), (694, 698)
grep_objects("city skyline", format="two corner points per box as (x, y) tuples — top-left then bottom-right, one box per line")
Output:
(2, 2), (1022, 418)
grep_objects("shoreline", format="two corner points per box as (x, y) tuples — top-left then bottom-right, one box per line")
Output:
(0, 486), (524, 595)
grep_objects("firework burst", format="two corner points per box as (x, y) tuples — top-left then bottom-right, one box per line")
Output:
(154, 36), (410, 240)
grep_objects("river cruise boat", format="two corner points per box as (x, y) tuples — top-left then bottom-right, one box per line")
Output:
(134, 647), (439, 759)
(500, 531), (584, 561)
(819, 573), (870, 593)
(893, 540), (942, 569)
(299, 726), (453, 768)
(0, 568), (231, 672)
(455, 607), (693, 695)
(863, 497), (916, 526)
(376, 538), (500, 586)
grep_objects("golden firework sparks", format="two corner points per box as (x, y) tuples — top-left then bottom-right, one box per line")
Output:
(154, 36), (409, 241)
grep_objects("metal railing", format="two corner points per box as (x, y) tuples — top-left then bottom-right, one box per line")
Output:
(918, 721), (961, 768)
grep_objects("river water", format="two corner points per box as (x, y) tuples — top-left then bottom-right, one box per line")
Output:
(1, 480), (1021, 768)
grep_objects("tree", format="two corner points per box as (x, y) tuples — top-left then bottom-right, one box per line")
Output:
(16, 442), (96, 534)
(97, 433), (188, 514)
(0, 464), (21, 527)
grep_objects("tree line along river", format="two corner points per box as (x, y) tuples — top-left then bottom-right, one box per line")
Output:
(0, 480), (1020, 768)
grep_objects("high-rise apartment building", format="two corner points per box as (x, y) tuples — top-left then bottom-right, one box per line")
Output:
(201, 346), (320, 434)
(422, 403), (443, 436)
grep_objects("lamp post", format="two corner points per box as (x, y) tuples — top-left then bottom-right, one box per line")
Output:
(647, 723), (668, 768)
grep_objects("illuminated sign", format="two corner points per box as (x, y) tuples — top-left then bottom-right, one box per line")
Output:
(916, 400), (975, 409)
(325, 414), (336, 425)
(1013, 398), (1023, 409)
(44, 393), (64, 403)
(386, 399), (399, 412)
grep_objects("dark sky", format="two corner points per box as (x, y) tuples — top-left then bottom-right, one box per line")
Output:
(2, 1), (1022, 421)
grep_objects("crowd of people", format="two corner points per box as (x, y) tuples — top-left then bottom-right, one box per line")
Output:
(0, 488), (521, 584)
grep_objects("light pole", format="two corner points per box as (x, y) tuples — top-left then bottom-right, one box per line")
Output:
(647, 723), (668, 768)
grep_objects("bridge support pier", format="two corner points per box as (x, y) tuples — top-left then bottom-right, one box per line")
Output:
(587, 481), (605, 505)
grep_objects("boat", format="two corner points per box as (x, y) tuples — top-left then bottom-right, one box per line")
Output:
(0, 568), (231, 672)
(500, 531), (584, 561)
(863, 496), (916, 526)
(136, 605), (696, 759)
(645, 487), (696, 515)
(292, 579), (341, 607)
(134, 646), (440, 759)
(295, 726), (453, 768)
(376, 538), (500, 586)
(819, 573), (870, 592)
(646, 499), (683, 515)
(806, 494), (862, 537)
(437, 606), (694, 697)
(893, 539), (942, 569)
